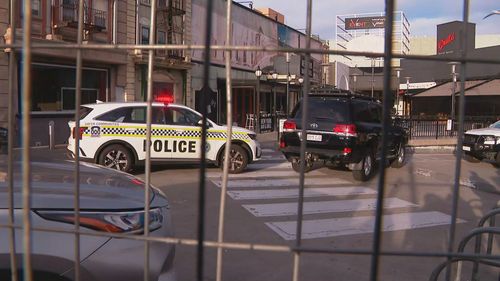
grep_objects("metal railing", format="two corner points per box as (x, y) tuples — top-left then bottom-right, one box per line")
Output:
(60, 3), (107, 30)
(396, 117), (497, 139)
(2, 0), (499, 281)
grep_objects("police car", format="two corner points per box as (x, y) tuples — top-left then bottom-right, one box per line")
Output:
(67, 101), (261, 173)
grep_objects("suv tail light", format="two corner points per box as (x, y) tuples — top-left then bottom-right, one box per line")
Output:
(334, 124), (357, 137)
(283, 120), (297, 132)
(72, 126), (88, 139)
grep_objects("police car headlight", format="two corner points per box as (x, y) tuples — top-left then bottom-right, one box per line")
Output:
(248, 133), (257, 140)
(36, 208), (163, 234)
(484, 136), (496, 145)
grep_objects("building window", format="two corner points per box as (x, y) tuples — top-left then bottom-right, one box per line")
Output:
(158, 0), (167, 8)
(157, 30), (166, 56)
(141, 26), (150, 44)
(140, 0), (151, 5)
(30, 63), (108, 112)
(32, 0), (41, 17)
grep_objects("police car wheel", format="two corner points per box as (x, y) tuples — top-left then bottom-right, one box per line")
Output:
(99, 144), (133, 172)
(221, 145), (248, 174)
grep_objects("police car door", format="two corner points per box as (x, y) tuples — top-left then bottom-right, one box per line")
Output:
(124, 106), (171, 160)
(164, 106), (201, 159)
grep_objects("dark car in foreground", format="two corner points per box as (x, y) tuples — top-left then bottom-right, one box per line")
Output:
(0, 160), (176, 281)
(280, 90), (408, 181)
(462, 120), (500, 167)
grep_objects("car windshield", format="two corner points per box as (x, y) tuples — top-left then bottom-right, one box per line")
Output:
(490, 121), (500, 128)
(291, 98), (350, 123)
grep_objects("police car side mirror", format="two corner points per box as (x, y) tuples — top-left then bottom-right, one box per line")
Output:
(197, 119), (212, 128)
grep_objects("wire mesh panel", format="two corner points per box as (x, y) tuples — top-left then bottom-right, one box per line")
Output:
(1, 0), (500, 281)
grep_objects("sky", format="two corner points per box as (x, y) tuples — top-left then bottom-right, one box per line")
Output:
(250, 0), (500, 40)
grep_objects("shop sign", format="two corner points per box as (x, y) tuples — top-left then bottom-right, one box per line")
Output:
(345, 16), (386, 30)
(437, 32), (456, 53)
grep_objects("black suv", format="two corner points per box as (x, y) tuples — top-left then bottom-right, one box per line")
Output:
(279, 90), (408, 181)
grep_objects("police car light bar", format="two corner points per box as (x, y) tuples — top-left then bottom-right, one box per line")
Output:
(155, 95), (174, 104)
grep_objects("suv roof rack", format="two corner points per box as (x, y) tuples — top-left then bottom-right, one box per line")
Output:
(309, 86), (379, 102)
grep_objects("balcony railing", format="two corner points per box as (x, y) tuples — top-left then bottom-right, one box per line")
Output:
(60, 3), (107, 31)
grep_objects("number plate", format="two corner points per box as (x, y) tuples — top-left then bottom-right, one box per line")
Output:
(306, 134), (322, 142)
(462, 146), (471, 151)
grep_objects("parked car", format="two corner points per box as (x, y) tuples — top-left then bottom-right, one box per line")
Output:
(0, 127), (7, 155)
(279, 89), (408, 181)
(67, 101), (261, 174)
(462, 120), (500, 167)
(0, 159), (176, 281)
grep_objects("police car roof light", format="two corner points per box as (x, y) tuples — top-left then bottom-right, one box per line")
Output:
(155, 95), (174, 104)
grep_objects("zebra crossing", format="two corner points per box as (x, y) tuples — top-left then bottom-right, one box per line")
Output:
(208, 148), (465, 240)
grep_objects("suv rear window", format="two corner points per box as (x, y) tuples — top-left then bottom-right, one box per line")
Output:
(291, 97), (350, 123)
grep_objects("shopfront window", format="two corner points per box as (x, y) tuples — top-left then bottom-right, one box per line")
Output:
(30, 63), (108, 112)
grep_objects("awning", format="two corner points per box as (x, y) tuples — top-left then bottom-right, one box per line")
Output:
(465, 79), (500, 96)
(412, 80), (486, 97)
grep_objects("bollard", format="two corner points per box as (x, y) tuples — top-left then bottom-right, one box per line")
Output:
(49, 121), (55, 150)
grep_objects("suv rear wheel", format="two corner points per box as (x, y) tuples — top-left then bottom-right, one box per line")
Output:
(390, 142), (406, 168)
(352, 152), (373, 182)
(98, 144), (133, 172)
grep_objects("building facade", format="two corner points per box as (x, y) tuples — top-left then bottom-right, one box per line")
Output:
(125, 0), (192, 105)
(402, 21), (500, 119)
(190, 0), (326, 130)
(328, 12), (410, 100)
(1, 0), (129, 146)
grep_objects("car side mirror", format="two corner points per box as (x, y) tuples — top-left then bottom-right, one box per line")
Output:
(197, 119), (212, 128)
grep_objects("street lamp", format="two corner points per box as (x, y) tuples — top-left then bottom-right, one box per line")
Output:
(449, 63), (459, 121)
(404, 77), (411, 116)
(255, 66), (262, 133)
(371, 58), (376, 98)
(298, 77), (304, 99)
(286, 53), (290, 114)
(351, 74), (358, 93)
(395, 69), (401, 115)
(271, 71), (278, 131)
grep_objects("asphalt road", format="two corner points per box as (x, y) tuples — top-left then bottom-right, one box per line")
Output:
(9, 144), (499, 281)
(136, 147), (499, 281)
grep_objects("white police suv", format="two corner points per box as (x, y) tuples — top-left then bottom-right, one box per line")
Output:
(67, 102), (261, 173)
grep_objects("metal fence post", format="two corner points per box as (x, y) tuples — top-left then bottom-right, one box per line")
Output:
(48, 121), (55, 150)
(435, 119), (439, 140)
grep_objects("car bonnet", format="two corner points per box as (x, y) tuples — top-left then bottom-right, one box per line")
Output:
(0, 160), (168, 210)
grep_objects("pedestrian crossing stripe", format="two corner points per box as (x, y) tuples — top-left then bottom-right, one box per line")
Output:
(266, 211), (466, 240)
(243, 198), (416, 217)
(207, 170), (330, 181)
(227, 187), (377, 200)
(210, 177), (351, 188)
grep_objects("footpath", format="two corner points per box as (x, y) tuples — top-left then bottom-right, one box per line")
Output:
(257, 131), (457, 153)
(16, 132), (456, 161)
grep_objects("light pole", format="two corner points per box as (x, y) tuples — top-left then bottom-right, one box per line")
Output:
(405, 77), (411, 116)
(450, 63), (458, 121)
(371, 58), (375, 98)
(271, 71), (278, 131)
(298, 77), (304, 100)
(352, 74), (358, 93)
(255, 66), (262, 133)
(286, 53), (290, 114)
(395, 69), (401, 115)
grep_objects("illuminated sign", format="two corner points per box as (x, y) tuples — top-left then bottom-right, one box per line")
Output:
(437, 32), (456, 52)
(345, 16), (386, 30)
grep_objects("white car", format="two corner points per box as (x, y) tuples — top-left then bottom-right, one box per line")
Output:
(67, 102), (261, 173)
(462, 120), (500, 167)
